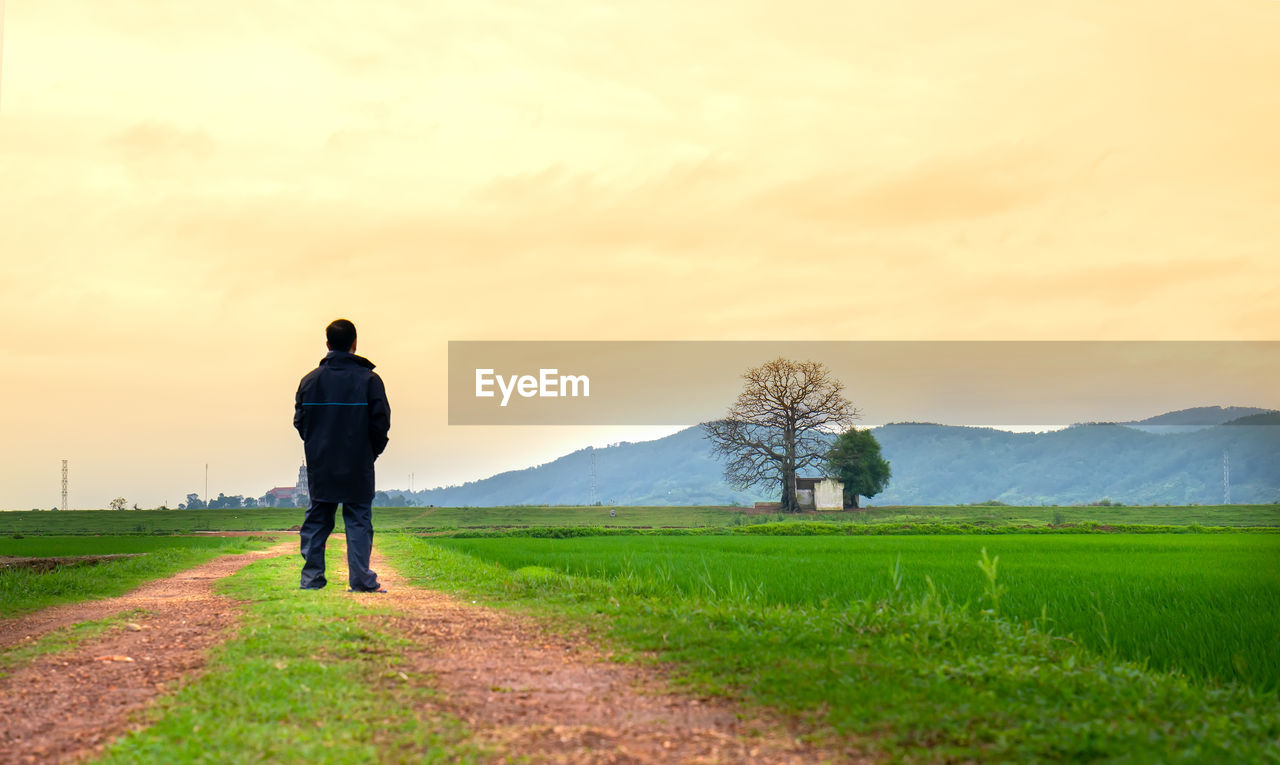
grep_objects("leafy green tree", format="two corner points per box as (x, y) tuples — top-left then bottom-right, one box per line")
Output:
(209, 493), (243, 510)
(109, 497), (128, 511)
(185, 493), (206, 510)
(825, 428), (891, 508)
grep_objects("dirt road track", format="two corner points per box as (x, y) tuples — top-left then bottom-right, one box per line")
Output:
(0, 540), (866, 764)
(371, 548), (867, 764)
(0, 542), (292, 764)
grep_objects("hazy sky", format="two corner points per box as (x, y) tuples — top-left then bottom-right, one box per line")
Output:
(1, 1), (1277, 509)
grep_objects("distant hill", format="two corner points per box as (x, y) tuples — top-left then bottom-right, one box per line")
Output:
(398, 408), (1280, 507)
(1121, 406), (1275, 434)
(870, 415), (1278, 505)
(1224, 411), (1280, 426)
(402, 427), (766, 507)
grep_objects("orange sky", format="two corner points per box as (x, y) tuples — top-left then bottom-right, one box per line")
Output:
(1, 1), (1277, 509)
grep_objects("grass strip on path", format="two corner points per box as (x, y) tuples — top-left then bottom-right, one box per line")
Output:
(0, 535), (279, 617)
(97, 550), (480, 764)
(383, 534), (1280, 764)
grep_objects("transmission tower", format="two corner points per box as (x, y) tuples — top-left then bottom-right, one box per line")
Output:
(61, 459), (68, 511)
(1223, 450), (1231, 505)
(589, 449), (597, 505)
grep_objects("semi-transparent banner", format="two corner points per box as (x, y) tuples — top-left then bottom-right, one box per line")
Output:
(447, 341), (1279, 426)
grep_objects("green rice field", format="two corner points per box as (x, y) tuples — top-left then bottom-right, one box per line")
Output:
(385, 532), (1280, 761)
(423, 534), (1280, 691)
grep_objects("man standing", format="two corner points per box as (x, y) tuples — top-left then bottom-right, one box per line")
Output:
(294, 319), (391, 592)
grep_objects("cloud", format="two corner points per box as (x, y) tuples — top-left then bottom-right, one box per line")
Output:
(1, 0), (1278, 508)
(108, 121), (216, 160)
(755, 147), (1050, 228)
(984, 257), (1256, 299)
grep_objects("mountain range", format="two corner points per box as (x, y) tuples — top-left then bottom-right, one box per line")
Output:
(389, 406), (1280, 507)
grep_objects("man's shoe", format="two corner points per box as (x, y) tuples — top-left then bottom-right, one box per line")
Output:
(347, 586), (387, 593)
(299, 585), (325, 590)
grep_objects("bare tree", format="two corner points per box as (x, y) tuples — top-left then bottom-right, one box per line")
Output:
(703, 358), (859, 512)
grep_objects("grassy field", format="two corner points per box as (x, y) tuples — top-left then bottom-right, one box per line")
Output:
(384, 533), (1280, 762)
(0, 508), (309, 535)
(0, 503), (1276, 535)
(0, 506), (731, 534)
(0, 535), (276, 557)
(0, 534), (278, 616)
(421, 534), (1280, 691)
(837, 503), (1280, 527)
(3, 511), (1279, 761)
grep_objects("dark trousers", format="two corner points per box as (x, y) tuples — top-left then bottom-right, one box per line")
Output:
(299, 499), (380, 591)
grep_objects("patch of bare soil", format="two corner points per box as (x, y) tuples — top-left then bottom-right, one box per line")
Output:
(0, 555), (145, 573)
(370, 549), (869, 764)
(0, 542), (292, 764)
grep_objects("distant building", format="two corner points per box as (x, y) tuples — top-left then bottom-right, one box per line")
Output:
(795, 477), (844, 511)
(264, 486), (299, 505)
(262, 466), (308, 507)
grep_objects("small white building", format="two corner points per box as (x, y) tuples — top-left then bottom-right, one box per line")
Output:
(795, 477), (844, 510)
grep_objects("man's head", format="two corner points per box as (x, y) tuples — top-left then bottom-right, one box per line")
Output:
(325, 319), (358, 353)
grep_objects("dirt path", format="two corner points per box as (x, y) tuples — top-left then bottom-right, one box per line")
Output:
(0, 541), (292, 764)
(0, 543), (288, 650)
(0, 539), (866, 764)
(370, 548), (868, 764)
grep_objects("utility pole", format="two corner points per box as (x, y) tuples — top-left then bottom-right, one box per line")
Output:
(61, 459), (68, 511)
(589, 449), (597, 506)
(1222, 451), (1230, 505)
(205, 463), (209, 508)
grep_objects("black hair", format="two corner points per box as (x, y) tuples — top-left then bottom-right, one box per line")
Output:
(326, 319), (357, 352)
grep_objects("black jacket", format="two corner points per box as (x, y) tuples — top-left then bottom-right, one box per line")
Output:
(294, 351), (390, 502)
